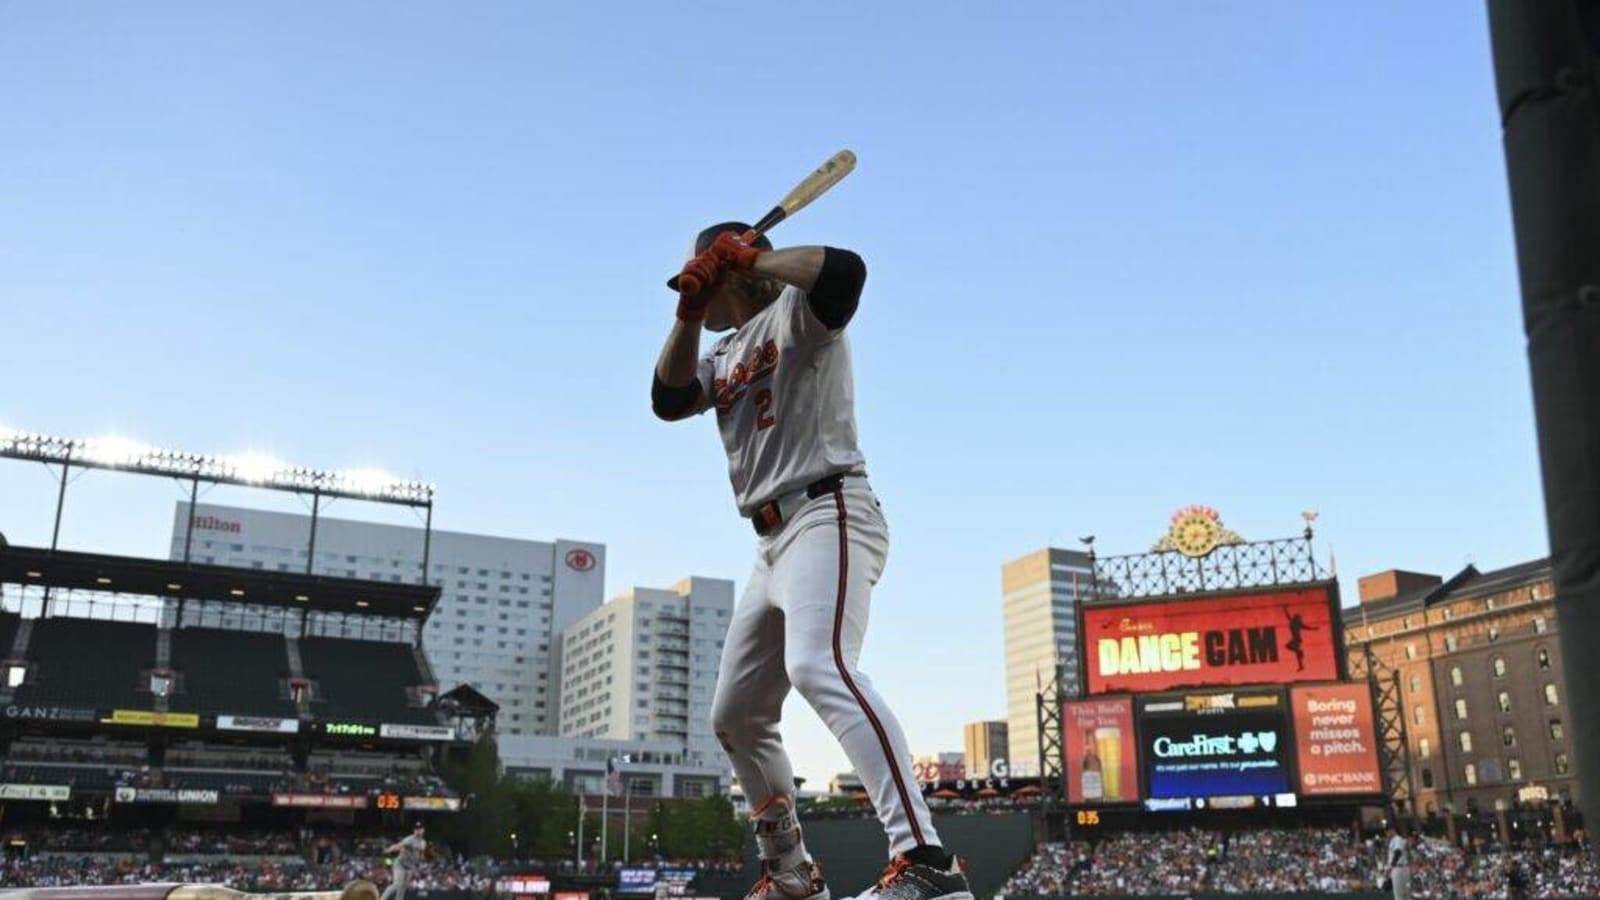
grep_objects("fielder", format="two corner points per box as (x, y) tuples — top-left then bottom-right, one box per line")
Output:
(380, 822), (427, 900)
(653, 226), (971, 900)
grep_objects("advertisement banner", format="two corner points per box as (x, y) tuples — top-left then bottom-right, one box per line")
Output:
(114, 787), (220, 805)
(0, 784), (70, 801)
(618, 870), (659, 894)
(380, 723), (455, 742)
(104, 709), (200, 729)
(1289, 683), (1383, 797)
(1063, 697), (1139, 805)
(402, 796), (462, 811)
(2, 704), (96, 722)
(1138, 688), (1293, 808)
(555, 892), (590, 900)
(1082, 586), (1340, 695)
(496, 877), (551, 895)
(218, 715), (300, 734)
(271, 793), (369, 809)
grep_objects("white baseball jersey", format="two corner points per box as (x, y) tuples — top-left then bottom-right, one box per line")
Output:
(1387, 834), (1408, 868)
(693, 285), (865, 515)
(396, 834), (425, 869)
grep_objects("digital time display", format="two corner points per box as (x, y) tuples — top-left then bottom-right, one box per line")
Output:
(323, 722), (377, 737)
(1075, 809), (1101, 826)
(377, 793), (402, 810)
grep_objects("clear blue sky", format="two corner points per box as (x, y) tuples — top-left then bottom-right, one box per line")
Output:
(0, 3), (1542, 787)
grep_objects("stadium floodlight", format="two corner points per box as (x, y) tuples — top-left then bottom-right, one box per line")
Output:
(0, 426), (434, 506)
(224, 452), (289, 486)
(78, 435), (156, 468)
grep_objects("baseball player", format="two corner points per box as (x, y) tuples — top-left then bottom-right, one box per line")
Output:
(652, 226), (971, 900)
(381, 822), (427, 900)
(1380, 823), (1411, 900)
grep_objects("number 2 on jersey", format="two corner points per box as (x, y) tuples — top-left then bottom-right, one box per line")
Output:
(755, 388), (776, 430)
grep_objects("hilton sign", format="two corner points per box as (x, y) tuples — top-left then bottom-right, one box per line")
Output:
(192, 515), (242, 535)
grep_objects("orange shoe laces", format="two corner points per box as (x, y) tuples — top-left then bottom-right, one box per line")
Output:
(876, 856), (913, 891)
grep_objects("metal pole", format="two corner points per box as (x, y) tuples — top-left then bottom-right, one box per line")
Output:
(421, 502), (434, 587)
(182, 476), (200, 563)
(623, 771), (631, 862)
(306, 490), (321, 575)
(1484, 0), (1600, 827)
(576, 795), (585, 866)
(601, 774), (610, 862)
(49, 448), (72, 551)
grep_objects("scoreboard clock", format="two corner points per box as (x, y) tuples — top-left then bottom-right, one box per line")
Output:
(377, 793), (402, 811)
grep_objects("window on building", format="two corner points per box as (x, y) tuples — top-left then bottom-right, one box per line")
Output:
(1445, 634), (1459, 652)
(1498, 691), (1512, 714)
(1488, 625), (1501, 642)
(1556, 753), (1571, 775)
(1508, 758), (1523, 781)
(1459, 731), (1473, 753)
(1450, 666), (1463, 687)
(1550, 719), (1564, 741)
(1493, 657), (1507, 678)
(1537, 648), (1552, 670)
(1543, 683), (1560, 705)
(1405, 643), (1417, 660)
(1534, 616), (1548, 634)
(1419, 738), (1431, 759)
(1464, 763), (1478, 785)
(1454, 699), (1468, 720)
(1503, 725), (1516, 747)
(1421, 768), (1434, 789)
(1409, 674), (1421, 694)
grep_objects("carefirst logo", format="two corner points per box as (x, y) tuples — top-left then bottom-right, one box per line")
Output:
(192, 514), (241, 534)
(1153, 730), (1279, 758)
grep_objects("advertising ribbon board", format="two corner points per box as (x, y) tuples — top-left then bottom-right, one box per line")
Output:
(0, 784), (70, 801)
(104, 709), (200, 729)
(218, 715), (300, 734)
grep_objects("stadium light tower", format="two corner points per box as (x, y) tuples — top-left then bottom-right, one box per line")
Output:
(0, 426), (437, 585)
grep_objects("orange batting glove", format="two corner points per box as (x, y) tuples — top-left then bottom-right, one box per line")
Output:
(709, 231), (763, 272)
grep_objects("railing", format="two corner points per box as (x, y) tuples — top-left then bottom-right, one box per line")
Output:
(1090, 532), (1326, 601)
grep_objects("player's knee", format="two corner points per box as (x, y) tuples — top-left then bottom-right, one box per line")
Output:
(709, 691), (749, 740)
(785, 657), (839, 702)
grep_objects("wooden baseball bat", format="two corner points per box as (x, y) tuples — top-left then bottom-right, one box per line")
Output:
(668, 149), (857, 293)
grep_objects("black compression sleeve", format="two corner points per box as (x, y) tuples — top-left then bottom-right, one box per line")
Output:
(806, 247), (866, 330)
(652, 374), (703, 421)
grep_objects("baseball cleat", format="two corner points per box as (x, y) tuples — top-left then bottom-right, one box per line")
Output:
(851, 855), (973, 900)
(744, 858), (830, 900)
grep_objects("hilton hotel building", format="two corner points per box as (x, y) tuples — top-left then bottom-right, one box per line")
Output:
(169, 502), (604, 737)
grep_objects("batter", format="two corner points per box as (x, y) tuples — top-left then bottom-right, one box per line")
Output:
(653, 225), (971, 900)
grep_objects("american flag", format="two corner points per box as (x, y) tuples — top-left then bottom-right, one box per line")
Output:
(605, 758), (623, 796)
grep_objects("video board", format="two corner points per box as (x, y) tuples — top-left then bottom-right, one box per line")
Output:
(1063, 697), (1139, 805)
(1137, 687), (1294, 811)
(1081, 585), (1340, 695)
(1288, 683), (1383, 797)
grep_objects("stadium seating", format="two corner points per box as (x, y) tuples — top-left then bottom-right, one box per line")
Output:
(11, 617), (156, 710)
(297, 637), (438, 725)
(0, 762), (121, 790)
(169, 626), (296, 716)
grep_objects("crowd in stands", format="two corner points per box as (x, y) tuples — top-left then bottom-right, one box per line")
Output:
(8, 741), (145, 767)
(998, 827), (1600, 897)
(18, 827), (300, 857)
(0, 857), (494, 894)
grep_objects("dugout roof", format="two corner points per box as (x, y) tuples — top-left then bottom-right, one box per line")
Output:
(0, 545), (440, 620)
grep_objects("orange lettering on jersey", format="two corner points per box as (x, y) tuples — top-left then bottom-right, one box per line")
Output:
(714, 340), (780, 415)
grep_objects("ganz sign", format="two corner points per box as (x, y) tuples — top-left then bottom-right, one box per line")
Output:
(2, 705), (96, 722)
(1081, 586), (1340, 695)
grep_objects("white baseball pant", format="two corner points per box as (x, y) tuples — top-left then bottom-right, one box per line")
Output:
(711, 477), (939, 856)
(381, 864), (412, 900)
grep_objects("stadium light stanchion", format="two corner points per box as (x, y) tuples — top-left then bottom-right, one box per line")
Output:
(307, 489), (322, 575)
(1486, 0), (1600, 831)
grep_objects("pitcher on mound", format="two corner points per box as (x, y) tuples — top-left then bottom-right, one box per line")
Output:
(652, 225), (972, 900)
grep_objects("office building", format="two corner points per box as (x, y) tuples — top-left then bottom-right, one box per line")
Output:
(1001, 547), (1093, 773)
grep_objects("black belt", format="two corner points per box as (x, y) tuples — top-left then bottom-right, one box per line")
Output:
(752, 473), (852, 536)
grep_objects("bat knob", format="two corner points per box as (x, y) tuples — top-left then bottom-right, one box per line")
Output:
(678, 273), (702, 295)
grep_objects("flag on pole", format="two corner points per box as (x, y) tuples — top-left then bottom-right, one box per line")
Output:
(606, 758), (623, 797)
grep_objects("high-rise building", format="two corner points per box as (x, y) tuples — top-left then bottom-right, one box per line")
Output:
(559, 577), (733, 770)
(963, 720), (1009, 778)
(168, 502), (604, 737)
(1347, 559), (1575, 824)
(1001, 547), (1093, 773)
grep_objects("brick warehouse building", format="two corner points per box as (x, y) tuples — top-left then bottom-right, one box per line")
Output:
(1344, 559), (1577, 835)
